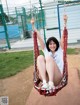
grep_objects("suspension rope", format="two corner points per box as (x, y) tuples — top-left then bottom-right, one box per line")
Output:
(63, 1), (68, 27)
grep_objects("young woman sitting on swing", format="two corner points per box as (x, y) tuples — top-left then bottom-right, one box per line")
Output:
(31, 15), (67, 92)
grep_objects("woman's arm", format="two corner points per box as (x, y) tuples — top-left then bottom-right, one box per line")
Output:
(31, 18), (45, 50)
(60, 34), (64, 50)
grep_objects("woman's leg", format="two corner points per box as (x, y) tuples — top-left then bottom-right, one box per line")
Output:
(37, 55), (49, 89)
(37, 55), (47, 82)
(46, 56), (62, 86)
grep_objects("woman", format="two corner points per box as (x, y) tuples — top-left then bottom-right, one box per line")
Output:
(31, 17), (66, 91)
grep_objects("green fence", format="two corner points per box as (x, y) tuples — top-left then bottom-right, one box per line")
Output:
(0, 4), (11, 49)
(0, 1), (80, 49)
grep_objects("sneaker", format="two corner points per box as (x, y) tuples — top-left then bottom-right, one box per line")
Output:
(48, 85), (55, 93)
(48, 81), (55, 93)
(41, 83), (48, 90)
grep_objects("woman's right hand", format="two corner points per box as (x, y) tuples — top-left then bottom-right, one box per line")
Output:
(31, 18), (45, 50)
(31, 18), (35, 25)
(31, 18), (38, 32)
(31, 18), (36, 31)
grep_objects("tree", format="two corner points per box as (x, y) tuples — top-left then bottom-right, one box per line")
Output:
(0, 12), (9, 25)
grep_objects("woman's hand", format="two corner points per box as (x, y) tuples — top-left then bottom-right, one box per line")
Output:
(31, 18), (45, 50)
(31, 18), (38, 33)
(63, 15), (68, 25)
(31, 18), (35, 25)
(31, 18), (36, 31)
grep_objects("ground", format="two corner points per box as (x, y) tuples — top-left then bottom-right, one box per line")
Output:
(0, 54), (80, 105)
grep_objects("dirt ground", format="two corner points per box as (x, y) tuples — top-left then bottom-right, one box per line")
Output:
(0, 54), (80, 105)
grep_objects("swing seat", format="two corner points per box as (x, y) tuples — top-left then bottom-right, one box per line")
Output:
(33, 27), (68, 96)
(33, 65), (68, 96)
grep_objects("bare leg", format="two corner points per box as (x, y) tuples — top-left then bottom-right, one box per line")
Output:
(46, 56), (62, 86)
(37, 55), (47, 81)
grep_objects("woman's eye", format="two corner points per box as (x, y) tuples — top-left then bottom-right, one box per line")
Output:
(50, 43), (54, 45)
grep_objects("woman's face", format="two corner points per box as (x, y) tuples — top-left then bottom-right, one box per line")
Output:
(49, 40), (57, 52)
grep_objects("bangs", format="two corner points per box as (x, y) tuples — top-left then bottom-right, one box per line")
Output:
(46, 37), (59, 51)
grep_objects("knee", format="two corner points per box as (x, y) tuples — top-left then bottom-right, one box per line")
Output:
(45, 56), (53, 62)
(37, 55), (45, 62)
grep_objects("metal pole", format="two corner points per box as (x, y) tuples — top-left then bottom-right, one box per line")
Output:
(22, 7), (28, 30)
(39, 0), (46, 44)
(5, 0), (10, 21)
(57, 4), (61, 39)
(0, 4), (11, 49)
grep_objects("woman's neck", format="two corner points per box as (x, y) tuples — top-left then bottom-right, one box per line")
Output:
(51, 51), (55, 54)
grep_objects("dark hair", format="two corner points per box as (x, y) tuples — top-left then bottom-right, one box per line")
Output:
(46, 37), (59, 52)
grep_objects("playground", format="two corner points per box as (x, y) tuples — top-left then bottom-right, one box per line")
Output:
(0, 54), (80, 105)
(0, 0), (80, 105)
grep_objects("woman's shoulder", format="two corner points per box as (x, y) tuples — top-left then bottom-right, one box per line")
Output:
(42, 46), (49, 52)
(55, 46), (63, 55)
(42, 47), (51, 56)
(58, 46), (63, 51)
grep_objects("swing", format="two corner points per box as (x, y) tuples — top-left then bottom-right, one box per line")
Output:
(32, 17), (68, 96)
(32, 10), (68, 96)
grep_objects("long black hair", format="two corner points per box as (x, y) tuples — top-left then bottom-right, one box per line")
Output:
(46, 37), (59, 52)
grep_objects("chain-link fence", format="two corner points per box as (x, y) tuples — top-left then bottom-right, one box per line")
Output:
(0, 1), (80, 49)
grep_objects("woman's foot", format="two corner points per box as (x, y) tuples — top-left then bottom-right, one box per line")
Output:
(41, 82), (48, 90)
(41, 80), (48, 90)
(48, 81), (55, 92)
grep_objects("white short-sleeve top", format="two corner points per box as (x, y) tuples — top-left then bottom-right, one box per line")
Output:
(43, 46), (64, 74)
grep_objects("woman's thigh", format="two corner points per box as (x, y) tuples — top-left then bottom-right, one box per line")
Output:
(53, 63), (63, 86)
(45, 56), (63, 85)
(37, 55), (45, 64)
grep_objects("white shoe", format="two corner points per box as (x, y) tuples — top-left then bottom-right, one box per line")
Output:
(48, 85), (55, 93)
(41, 83), (48, 90)
(48, 81), (55, 93)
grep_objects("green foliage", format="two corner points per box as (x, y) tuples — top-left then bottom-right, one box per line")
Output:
(0, 12), (9, 25)
(24, 9), (46, 28)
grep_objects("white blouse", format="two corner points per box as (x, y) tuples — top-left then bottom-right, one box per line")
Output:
(43, 46), (64, 74)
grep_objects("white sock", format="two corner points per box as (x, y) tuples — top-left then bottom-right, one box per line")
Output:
(48, 81), (54, 87)
(43, 80), (47, 84)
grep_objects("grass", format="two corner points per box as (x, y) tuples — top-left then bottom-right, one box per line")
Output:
(0, 48), (79, 79)
(0, 50), (33, 79)
(67, 48), (76, 54)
